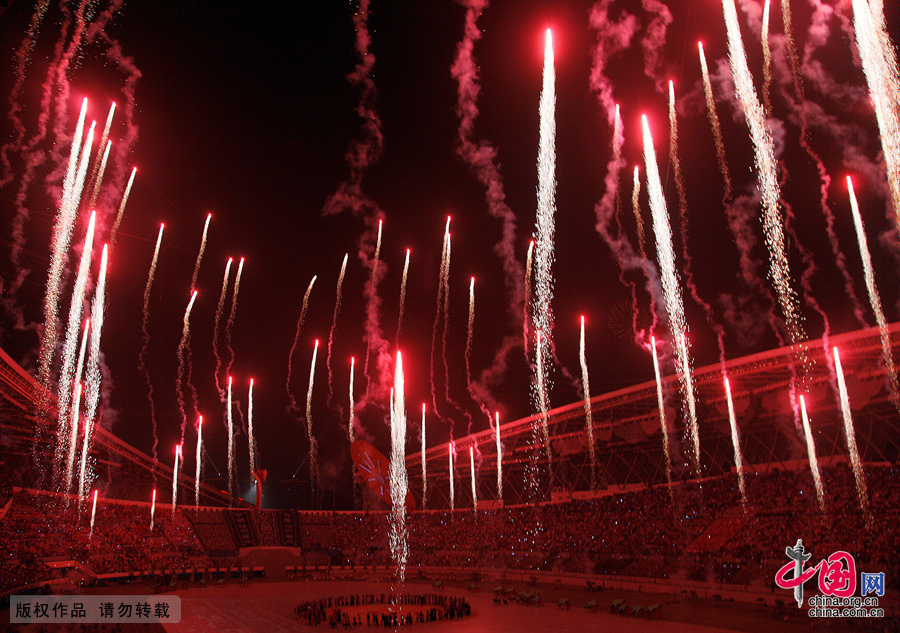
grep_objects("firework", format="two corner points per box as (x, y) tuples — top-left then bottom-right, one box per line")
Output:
(190, 213), (211, 291)
(579, 317), (596, 490)
(363, 220), (383, 383)
(172, 444), (182, 515)
(495, 412), (502, 501)
(175, 290), (198, 444)
(431, 221), (451, 422)
(348, 359), (355, 445)
(469, 446), (476, 513)
(833, 348), (869, 518)
(397, 249), (410, 344)
(523, 240), (534, 363)
(150, 489), (156, 531)
(248, 379), (256, 477)
(449, 442), (455, 512)
(213, 258), (234, 399)
(57, 211), (96, 487)
(195, 415), (203, 507)
(89, 489), (98, 538)
(327, 254), (348, 403)
(724, 378), (747, 508)
(286, 275), (317, 412)
(799, 396), (825, 514)
(389, 351), (409, 581)
(67, 324), (90, 494)
(532, 30), (557, 455)
(140, 223), (164, 463)
(109, 166), (136, 244)
(421, 403), (427, 509)
(847, 177), (900, 408)
(225, 257), (244, 378)
(86, 140), (111, 210)
(650, 337), (674, 491)
(643, 116), (701, 472)
(761, 0), (772, 111)
(227, 376), (234, 497)
(307, 340), (320, 497)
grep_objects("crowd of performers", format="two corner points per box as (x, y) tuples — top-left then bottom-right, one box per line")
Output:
(293, 593), (471, 627)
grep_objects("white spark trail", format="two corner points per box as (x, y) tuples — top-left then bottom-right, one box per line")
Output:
(724, 377), (747, 507)
(89, 489), (98, 538)
(195, 415), (203, 507)
(307, 340), (320, 497)
(650, 336), (674, 490)
(150, 489), (156, 531)
(67, 323), (90, 495)
(642, 117), (701, 471)
(579, 317), (596, 489)
(397, 249), (410, 344)
(109, 165), (136, 245)
(847, 177), (900, 408)
(348, 359), (356, 444)
(833, 347), (869, 518)
(469, 446), (476, 513)
(227, 376), (234, 497)
(190, 213), (211, 291)
(78, 244), (108, 501)
(327, 254), (349, 402)
(172, 444), (182, 515)
(248, 380), (256, 476)
(421, 404), (427, 509)
(799, 395), (826, 514)
(449, 443), (455, 512)
(389, 351), (409, 581)
(87, 140), (111, 209)
(494, 412), (502, 500)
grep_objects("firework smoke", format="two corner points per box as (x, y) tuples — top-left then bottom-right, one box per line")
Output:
(78, 244), (108, 501)
(140, 223), (164, 463)
(851, 1), (900, 230)
(847, 177), (900, 408)
(397, 249), (410, 345)
(833, 347), (869, 518)
(799, 395), (826, 514)
(213, 258), (234, 400)
(389, 351), (409, 581)
(195, 415), (202, 507)
(327, 254), (349, 403)
(579, 317), (597, 490)
(650, 337), (674, 490)
(286, 275), (317, 413)
(724, 377), (747, 507)
(56, 211), (96, 486)
(306, 340), (320, 499)
(175, 290), (198, 445)
(190, 213), (211, 291)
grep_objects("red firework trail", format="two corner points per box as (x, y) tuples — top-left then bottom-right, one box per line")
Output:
(212, 258), (234, 402)
(326, 254), (348, 404)
(190, 213), (211, 292)
(139, 223), (164, 464)
(175, 291), (198, 444)
(286, 275), (317, 414)
(669, 81), (726, 365)
(224, 257), (244, 379)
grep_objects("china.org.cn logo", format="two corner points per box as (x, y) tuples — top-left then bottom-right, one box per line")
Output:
(774, 540), (885, 618)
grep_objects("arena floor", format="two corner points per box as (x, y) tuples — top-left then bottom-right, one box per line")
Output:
(158, 578), (824, 633)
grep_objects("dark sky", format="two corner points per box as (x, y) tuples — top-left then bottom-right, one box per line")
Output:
(1, 0), (899, 508)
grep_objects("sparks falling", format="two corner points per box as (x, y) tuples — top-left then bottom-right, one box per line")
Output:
(67, 324), (90, 495)
(847, 177), (900, 409)
(195, 415), (203, 507)
(833, 348), (869, 518)
(56, 211), (96, 488)
(579, 317), (596, 490)
(175, 291), (198, 444)
(720, 0), (806, 351)
(225, 257), (244, 378)
(78, 244), (109, 501)
(532, 30), (557, 447)
(172, 444), (182, 515)
(397, 249), (410, 344)
(327, 254), (349, 403)
(227, 376), (234, 497)
(724, 378), (747, 507)
(190, 213), (211, 291)
(523, 240), (534, 363)
(86, 140), (111, 210)
(698, 43), (733, 206)
(140, 223), (164, 463)
(307, 339), (320, 496)
(642, 116), (701, 471)
(494, 412), (502, 500)
(761, 0), (772, 112)
(650, 336), (674, 490)
(287, 275), (317, 413)
(469, 446), (476, 512)
(431, 220), (452, 422)
(851, 0), (900, 227)
(799, 395), (826, 514)
(389, 351), (409, 581)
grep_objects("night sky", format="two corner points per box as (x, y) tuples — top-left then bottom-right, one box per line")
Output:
(1, 0), (899, 508)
